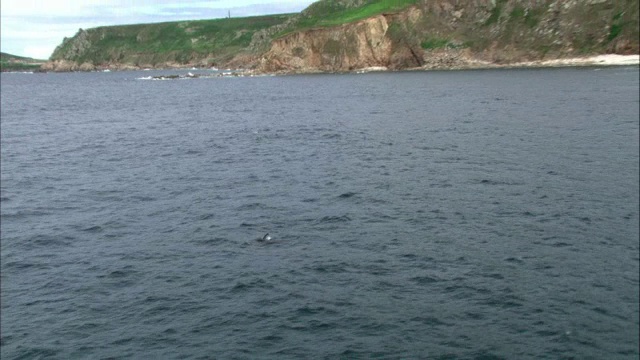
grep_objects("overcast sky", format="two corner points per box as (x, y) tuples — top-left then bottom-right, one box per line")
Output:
(1, 0), (316, 59)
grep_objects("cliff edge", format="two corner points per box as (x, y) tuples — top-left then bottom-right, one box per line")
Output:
(258, 0), (639, 73)
(43, 0), (639, 73)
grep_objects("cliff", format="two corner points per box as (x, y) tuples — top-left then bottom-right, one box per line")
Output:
(44, 14), (294, 71)
(43, 0), (639, 73)
(258, 0), (639, 73)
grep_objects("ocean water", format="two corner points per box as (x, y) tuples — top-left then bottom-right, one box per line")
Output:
(1, 67), (638, 359)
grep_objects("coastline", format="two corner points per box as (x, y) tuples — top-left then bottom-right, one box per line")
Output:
(498, 54), (640, 69)
(244, 54), (640, 76)
(385, 54), (640, 74)
(255, 54), (639, 76)
(15, 54), (639, 76)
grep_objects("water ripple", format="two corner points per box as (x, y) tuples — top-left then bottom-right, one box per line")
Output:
(1, 67), (638, 359)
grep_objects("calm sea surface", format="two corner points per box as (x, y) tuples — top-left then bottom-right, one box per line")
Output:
(1, 67), (639, 359)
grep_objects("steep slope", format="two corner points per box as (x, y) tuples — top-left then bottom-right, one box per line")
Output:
(43, 0), (639, 72)
(258, 0), (639, 73)
(44, 14), (294, 71)
(288, 0), (419, 31)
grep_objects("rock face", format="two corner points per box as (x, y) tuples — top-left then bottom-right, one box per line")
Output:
(259, 15), (394, 73)
(41, 0), (638, 72)
(56, 29), (93, 60)
(257, 0), (639, 73)
(255, 7), (469, 73)
(40, 60), (79, 72)
(44, 14), (294, 72)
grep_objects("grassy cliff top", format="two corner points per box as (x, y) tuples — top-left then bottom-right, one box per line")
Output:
(1, 52), (46, 62)
(1, 52), (47, 71)
(298, 0), (418, 27)
(275, 0), (418, 36)
(46, 0), (639, 70)
(49, 0), (423, 65)
(50, 14), (295, 65)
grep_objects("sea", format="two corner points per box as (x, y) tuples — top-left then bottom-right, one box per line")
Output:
(1, 66), (639, 359)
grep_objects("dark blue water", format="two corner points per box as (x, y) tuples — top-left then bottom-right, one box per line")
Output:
(1, 67), (639, 359)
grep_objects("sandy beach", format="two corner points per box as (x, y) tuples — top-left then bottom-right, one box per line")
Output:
(355, 54), (639, 74)
(511, 54), (640, 68)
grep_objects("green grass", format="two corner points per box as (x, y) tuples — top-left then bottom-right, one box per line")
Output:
(308, 0), (418, 26)
(509, 5), (541, 28)
(510, 6), (525, 20)
(524, 9), (543, 28)
(1, 52), (46, 71)
(0, 52), (45, 62)
(608, 22), (624, 41)
(608, 12), (626, 41)
(52, 14), (294, 65)
(0, 62), (42, 71)
(484, 0), (508, 26)
(421, 37), (450, 49)
(279, 0), (419, 36)
(46, 0), (640, 68)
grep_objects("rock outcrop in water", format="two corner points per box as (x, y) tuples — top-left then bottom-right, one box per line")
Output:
(43, 0), (639, 73)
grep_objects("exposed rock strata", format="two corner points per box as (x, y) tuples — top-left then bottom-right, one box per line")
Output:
(257, 0), (639, 74)
(41, 0), (639, 73)
(259, 15), (395, 73)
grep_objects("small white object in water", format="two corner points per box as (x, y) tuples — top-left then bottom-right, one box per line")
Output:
(262, 233), (271, 241)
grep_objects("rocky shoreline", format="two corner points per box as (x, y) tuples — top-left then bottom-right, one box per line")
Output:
(35, 0), (639, 78)
(32, 54), (639, 77)
(343, 54), (640, 73)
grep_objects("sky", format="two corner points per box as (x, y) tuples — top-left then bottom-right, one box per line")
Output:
(1, 0), (317, 59)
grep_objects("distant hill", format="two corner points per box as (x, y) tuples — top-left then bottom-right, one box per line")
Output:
(0, 52), (47, 72)
(44, 0), (639, 73)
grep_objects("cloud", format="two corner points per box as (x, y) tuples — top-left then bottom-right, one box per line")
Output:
(0, 0), (315, 58)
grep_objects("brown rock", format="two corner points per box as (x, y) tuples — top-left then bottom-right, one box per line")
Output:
(259, 15), (394, 73)
(79, 62), (96, 71)
(40, 60), (80, 72)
